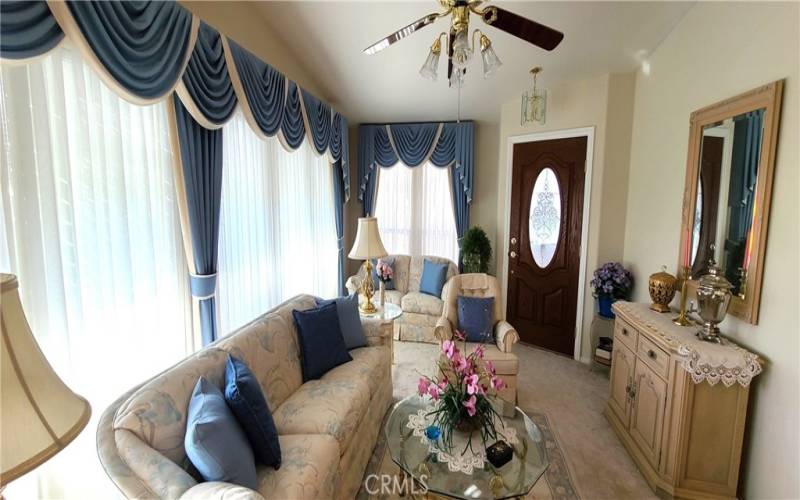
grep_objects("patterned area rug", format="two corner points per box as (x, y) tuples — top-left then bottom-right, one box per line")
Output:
(356, 404), (579, 499)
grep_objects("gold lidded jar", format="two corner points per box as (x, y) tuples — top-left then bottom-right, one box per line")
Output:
(648, 266), (677, 313)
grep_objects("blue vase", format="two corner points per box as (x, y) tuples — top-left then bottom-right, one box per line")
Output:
(597, 295), (616, 319)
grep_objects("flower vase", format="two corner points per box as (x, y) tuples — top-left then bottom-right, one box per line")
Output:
(597, 295), (616, 319)
(455, 416), (481, 433)
(379, 282), (385, 307)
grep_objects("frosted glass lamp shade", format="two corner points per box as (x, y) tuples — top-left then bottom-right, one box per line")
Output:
(451, 29), (473, 70)
(481, 43), (503, 78)
(449, 68), (466, 88)
(1, 274), (91, 486)
(419, 48), (440, 81)
(348, 217), (388, 260)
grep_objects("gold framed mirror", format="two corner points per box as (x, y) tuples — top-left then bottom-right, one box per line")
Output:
(678, 80), (783, 325)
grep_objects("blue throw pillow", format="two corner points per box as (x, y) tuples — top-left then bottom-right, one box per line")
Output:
(292, 302), (353, 381)
(315, 294), (368, 350)
(224, 355), (281, 469)
(372, 257), (396, 291)
(458, 296), (495, 343)
(420, 259), (448, 297)
(185, 377), (257, 489)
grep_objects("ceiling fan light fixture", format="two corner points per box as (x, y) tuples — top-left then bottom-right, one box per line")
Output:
(419, 46), (441, 81)
(449, 67), (466, 88)
(479, 34), (502, 78)
(451, 29), (473, 70)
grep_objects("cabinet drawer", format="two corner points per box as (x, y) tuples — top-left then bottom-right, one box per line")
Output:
(637, 334), (670, 380)
(614, 318), (638, 352)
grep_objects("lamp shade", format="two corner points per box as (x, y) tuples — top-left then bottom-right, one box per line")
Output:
(1, 274), (91, 486)
(348, 217), (388, 260)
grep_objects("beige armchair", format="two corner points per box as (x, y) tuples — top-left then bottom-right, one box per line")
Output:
(434, 273), (519, 404)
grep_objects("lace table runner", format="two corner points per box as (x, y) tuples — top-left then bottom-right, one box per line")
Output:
(615, 302), (763, 387)
(406, 406), (519, 475)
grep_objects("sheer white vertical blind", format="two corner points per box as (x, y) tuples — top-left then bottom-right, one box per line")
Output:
(0, 46), (192, 498)
(374, 162), (459, 263)
(216, 111), (338, 335)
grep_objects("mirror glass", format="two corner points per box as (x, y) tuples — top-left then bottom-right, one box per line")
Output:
(689, 108), (765, 296)
(529, 167), (560, 268)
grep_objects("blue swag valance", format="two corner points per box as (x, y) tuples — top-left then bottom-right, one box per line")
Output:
(2, 0), (350, 344)
(358, 122), (474, 247)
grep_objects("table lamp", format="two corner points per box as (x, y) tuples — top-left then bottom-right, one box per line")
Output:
(1, 274), (91, 487)
(348, 217), (388, 314)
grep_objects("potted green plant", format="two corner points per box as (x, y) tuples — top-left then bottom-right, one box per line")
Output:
(460, 226), (492, 274)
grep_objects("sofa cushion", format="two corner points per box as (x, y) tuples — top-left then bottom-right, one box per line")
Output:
(321, 346), (390, 397)
(408, 255), (457, 293)
(315, 294), (367, 350)
(224, 355), (281, 468)
(420, 259), (448, 297)
(457, 296), (495, 343)
(292, 302), (352, 381)
(185, 377), (258, 489)
(466, 343), (518, 374)
(272, 379), (370, 453)
(383, 290), (403, 307)
(257, 434), (339, 500)
(402, 292), (444, 316)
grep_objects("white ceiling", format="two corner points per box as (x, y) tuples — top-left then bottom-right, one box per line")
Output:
(255, 1), (694, 123)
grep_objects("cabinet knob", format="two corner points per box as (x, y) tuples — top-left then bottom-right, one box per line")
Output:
(648, 349), (657, 360)
(622, 329), (629, 336)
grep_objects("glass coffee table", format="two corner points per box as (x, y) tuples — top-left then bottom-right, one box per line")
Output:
(385, 395), (548, 499)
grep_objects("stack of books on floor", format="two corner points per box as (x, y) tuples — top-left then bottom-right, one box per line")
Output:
(594, 337), (613, 366)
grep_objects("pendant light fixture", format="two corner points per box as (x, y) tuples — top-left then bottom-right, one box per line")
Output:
(521, 66), (547, 125)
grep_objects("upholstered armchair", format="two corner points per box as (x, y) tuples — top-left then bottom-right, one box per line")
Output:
(434, 273), (519, 404)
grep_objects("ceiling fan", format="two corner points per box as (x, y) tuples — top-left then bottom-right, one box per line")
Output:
(363, 0), (564, 86)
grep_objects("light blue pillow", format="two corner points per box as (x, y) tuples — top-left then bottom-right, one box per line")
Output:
(420, 259), (448, 297)
(315, 294), (368, 349)
(185, 377), (257, 489)
(458, 296), (495, 343)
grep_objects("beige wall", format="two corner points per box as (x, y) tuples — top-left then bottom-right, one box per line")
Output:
(495, 72), (635, 361)
(622, 2), (799, 497)
(179, 1), (327, 100)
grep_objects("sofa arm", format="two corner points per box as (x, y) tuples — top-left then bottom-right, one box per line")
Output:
(362, 317), (392, 347)
(434, 316), (454, 343)
(495, 321), (519, 353)
(180, 482), (265, 500)
(345, 275), (361, 296)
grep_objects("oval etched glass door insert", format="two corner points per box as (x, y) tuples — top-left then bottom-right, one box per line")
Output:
(529, 167), (561, 267)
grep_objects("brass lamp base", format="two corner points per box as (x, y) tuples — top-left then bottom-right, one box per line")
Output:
(359, 259), (378, 314)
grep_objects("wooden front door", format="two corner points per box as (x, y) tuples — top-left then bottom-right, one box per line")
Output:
(507, 136), (587, 355)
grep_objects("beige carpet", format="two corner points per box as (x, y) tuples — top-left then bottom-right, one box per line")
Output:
(359, 341), (655, 500)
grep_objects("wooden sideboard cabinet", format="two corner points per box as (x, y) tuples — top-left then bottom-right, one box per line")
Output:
(605, 303), (759, 500)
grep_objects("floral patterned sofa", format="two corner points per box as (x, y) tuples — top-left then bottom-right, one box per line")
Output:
(97, 295), (393, 500)
(346, 254), (458, 343)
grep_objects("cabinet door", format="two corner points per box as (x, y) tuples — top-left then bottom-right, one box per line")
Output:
(608, 343), (635, 426)
(630, 360), (668, 468)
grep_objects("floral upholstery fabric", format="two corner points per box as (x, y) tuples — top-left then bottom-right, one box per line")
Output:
(321, 346), (390, 396)
(401, 292), (444, 316)
(346, 254), (458, 344)
(101, 294), (392, 500)
(256, 434), (339, 500)
(271, 379), (370, 452)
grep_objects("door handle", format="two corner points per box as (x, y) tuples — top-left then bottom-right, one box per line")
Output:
(510, 237), (517, 245)
(510, 251), (517, 259)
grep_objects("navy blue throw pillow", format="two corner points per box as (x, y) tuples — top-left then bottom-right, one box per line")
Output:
(420, 259), (448, 297)
(185, 377), (257, 489)
(315, 294), (368, 350)
(372, 257), (396, 291)
(224, 355), (281, 469)
(292, 302), (353, 381)
(458, 296), (495, 343)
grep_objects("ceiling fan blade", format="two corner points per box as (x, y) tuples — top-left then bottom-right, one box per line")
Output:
(482, 6), (564, 51)
(363, 13), (441, 55)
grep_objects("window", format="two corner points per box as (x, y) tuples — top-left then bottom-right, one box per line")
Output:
(374, 162), (459, 263)
(0, 46), (191, 498)
(216, 111), (338, 334)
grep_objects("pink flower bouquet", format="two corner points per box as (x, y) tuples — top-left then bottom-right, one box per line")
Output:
(417, 329), (506, 452)
(375, 259), (394, 283)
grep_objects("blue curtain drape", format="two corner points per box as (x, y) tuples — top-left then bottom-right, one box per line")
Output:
(173, 95), (224, 345)
(301, 89), (332, 156)
(181, 21), (237, 126)
(731, 109), (764, 239)
(0, 0), (64, 60)
(358, 121), (474, 246)
(227, 39), (286, 137)
(66, 1), (195, 100)
(281, 81), (306, 150)
(332, 159), (346, 296)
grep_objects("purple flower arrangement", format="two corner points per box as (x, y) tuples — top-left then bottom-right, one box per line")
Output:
(590, 262), (633, 299)
(418, 330), (506, 452)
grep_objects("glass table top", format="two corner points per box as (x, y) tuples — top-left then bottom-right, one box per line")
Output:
(385, 395), (549, 499)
